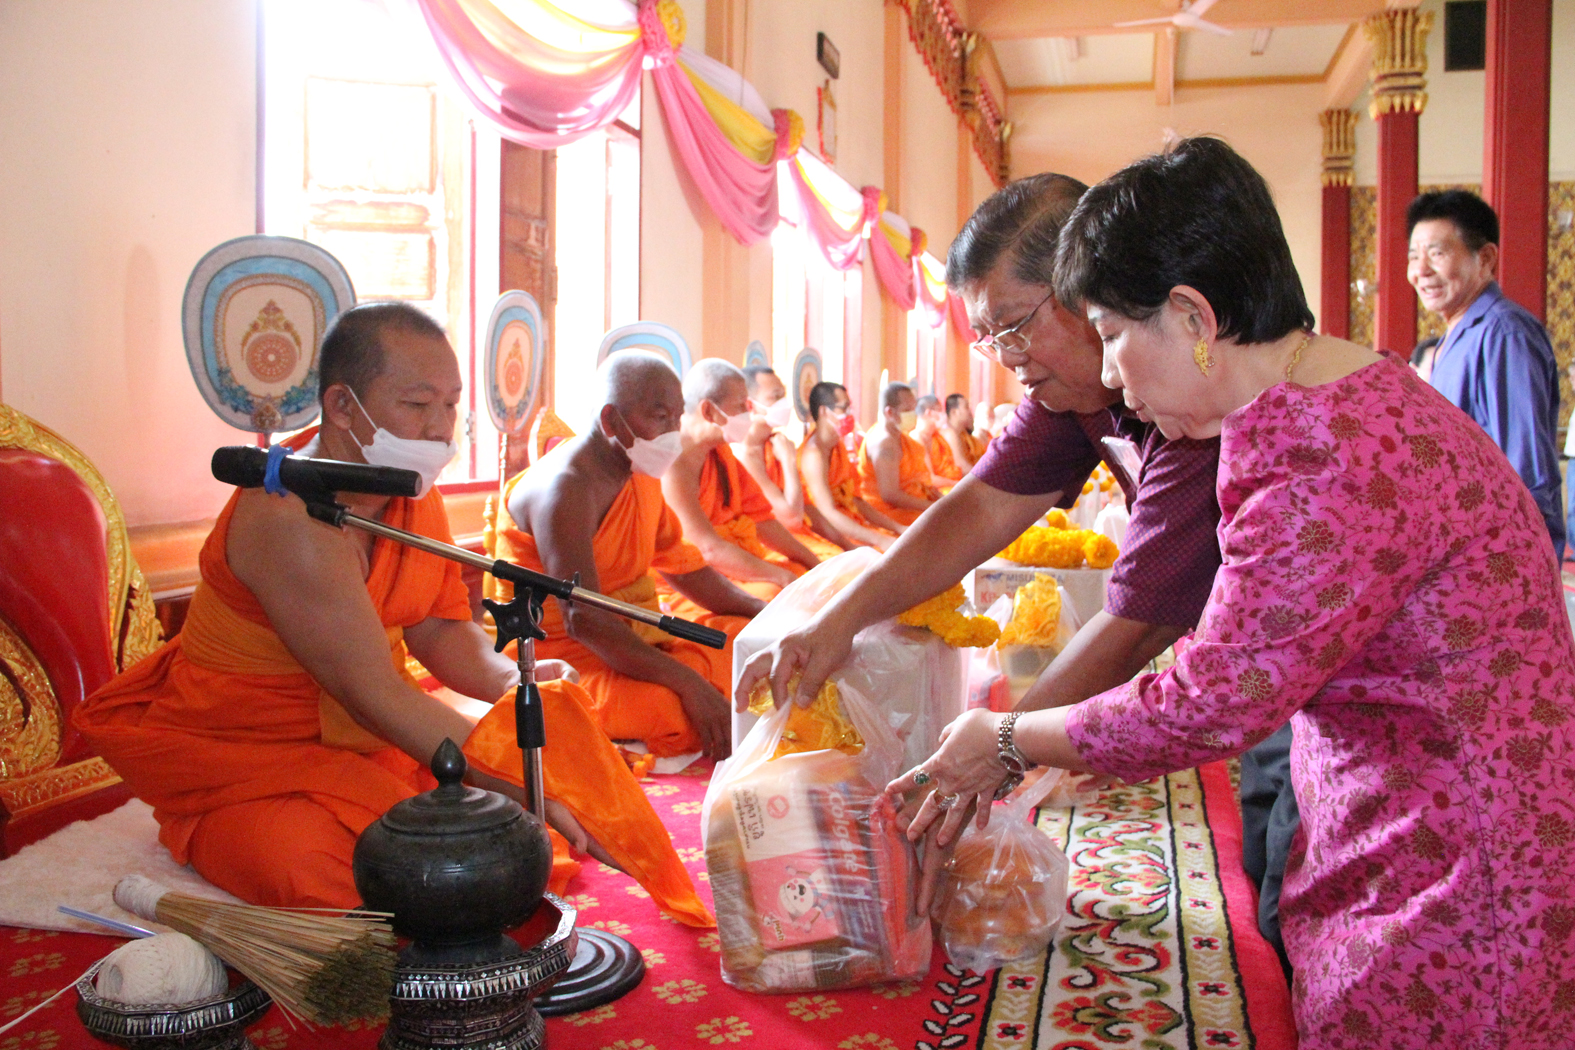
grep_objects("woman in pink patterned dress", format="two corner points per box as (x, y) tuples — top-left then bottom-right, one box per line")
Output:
(894, 138), (1575, 1049)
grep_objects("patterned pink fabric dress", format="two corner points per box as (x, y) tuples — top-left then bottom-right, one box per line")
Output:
(1067, 355), (1575, 1049)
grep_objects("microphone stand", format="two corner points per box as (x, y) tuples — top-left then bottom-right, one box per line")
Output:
(300, 494), (725, 1015)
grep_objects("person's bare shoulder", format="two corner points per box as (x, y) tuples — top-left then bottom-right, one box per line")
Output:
(226, 487), (354, 590)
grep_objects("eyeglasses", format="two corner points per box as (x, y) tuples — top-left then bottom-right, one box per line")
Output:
(970, 291), (1054, 365)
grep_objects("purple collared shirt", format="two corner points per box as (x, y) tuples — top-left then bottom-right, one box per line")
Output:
(973, 400), (1222, 628)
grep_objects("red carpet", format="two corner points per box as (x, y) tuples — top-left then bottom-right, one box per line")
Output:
(2, 759), (1294, 1049)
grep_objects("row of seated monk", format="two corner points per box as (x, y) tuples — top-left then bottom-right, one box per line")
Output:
(69, 300), (1004, 922)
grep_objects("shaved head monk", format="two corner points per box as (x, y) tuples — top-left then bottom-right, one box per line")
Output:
(856, 382), (942, 526)
(798, 381), (900, 550)
(913, 394), (961, 489)
(737, 366), (847, 560)
(942, 393), (985, 471)
(74, 304), (711, 926)
(494, 350), (764, 762)
(662, 359), (819, 600)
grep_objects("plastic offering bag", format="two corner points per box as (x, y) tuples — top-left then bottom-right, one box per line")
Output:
(732, 548), (965, 771)
(703, 679), (930, 993)
(933, 771), (1071, 974)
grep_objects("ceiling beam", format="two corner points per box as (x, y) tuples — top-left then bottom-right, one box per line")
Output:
(970, 0), (1389, 40)
(1153, 28), (1176, 106)
(1322, 22), (1372, 109)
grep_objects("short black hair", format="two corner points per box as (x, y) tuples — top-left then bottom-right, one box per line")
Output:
(946, 172), (1090, 290)
(1407, 189), (1499, 251)
(318, 302), (446, 401)
(1054, 136), (1315, 345)
(944, 393), (967, 414)
(880, 382), (912, 411)
(916, 394), (940, 414)
(741, 365), (778, 394)
(808, 381), (847, 424)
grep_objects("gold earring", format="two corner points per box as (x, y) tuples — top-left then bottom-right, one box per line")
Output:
(1193, 338), (1215, 377)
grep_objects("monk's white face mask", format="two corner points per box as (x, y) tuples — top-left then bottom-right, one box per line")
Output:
(897, 410), (918, 434)
(720, 407), (753, 444)
(763, 397), (795, 429)
(616, 416), (684, 477)
(346, 388), (457, 498)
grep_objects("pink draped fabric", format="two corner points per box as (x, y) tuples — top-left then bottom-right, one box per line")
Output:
(642, 4), (777, 244)
(784, 164), (878, 270)
(413, 0), (644, 149)
(869, 221), (916, 311)
(914, 260), (948, 328)
(947, 291), (976, 344)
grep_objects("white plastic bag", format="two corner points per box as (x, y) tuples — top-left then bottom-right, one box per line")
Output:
(932, 772), (1071, 973)
(732, 549), (965, 770)
(703, 680), (931, 992)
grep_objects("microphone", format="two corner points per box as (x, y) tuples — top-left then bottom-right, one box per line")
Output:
(211, 446), (420, 499)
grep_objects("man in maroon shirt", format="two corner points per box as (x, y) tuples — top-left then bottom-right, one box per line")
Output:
(736, 173), (1309, 968)
(737, 172), (1222, 718)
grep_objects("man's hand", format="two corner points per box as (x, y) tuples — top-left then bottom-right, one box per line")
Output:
(535, 659), (580, 684)
(733, 609), (855, 712)
(678, 675), (732, 759)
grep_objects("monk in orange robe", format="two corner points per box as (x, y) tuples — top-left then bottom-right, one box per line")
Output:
(495, 351), (764, 762)
(661, 360), (820, 602)
(914, 394), (962, 489)
(942, 393), (986, 469)
(73, 304), (709, 927)
(797, 381), (901, 550)
(857, 382), (941, 527)
(737, 366), (846, 560)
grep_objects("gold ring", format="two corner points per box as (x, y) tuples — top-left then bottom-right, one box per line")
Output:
(935, 792), (959, 811)
(912, 770), (932, 787)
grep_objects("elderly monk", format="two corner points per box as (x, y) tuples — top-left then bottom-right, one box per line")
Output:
(913, 394), (962, 488)
(74, 304), (709, 926)
(856, 382), (942, 526)
(739, 172), (1232, 932)
(495, 351), (763, 762)
(943, 393), (986, 469)
(662, 359), (819, 600)
(799, 381), (901, 551)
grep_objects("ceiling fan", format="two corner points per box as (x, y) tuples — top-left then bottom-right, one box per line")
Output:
(1114, 0), (1232, 36)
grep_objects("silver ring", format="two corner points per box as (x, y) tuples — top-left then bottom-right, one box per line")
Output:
(935, 792), (959, 811)
(912, 770), (932, 787)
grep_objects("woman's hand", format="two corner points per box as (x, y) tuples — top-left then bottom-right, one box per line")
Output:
(732, 609), (856, 711)
(883, 709), (1008, 848)
(534, 659), (580, 684)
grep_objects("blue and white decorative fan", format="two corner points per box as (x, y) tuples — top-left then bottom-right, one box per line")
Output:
(182, 236), (355, 434)
(596, 322), (693, 376)
(484, 291), (546, 436)
(743, 340), (769, 371)
(791, 348), (823, 423)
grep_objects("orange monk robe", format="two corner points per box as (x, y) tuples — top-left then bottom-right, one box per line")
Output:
(686, 443), (806, 602)
(762, 437), (845, 560)
(856, 431), (935, 526)
(75, 470), (709, 925)
(801, 433), (891, 536)
(926, 430), (963, 486)
(492, 470), (747, 758)
(962, 430), (989, 465)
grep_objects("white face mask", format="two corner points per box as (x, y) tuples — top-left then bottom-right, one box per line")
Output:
(721, 407), (753, 444)
(897, 410), (918, 434)
(764, 397), (795, 429)
(347, 388), (457, 498)
(620, 428), (684, 477)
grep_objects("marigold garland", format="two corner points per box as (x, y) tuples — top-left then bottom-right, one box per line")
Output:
(895, 583), (1002, 649)
(998, 524), (1120, 570)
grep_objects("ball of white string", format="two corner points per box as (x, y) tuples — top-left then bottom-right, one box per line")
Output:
(95, 933), (227, 1005)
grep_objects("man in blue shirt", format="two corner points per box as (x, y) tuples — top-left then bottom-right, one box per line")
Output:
(1408, 190), (1564, 561)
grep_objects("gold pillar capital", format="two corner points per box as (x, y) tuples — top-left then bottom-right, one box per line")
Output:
(1319, 109), (1358, 187)
(1363, 8), (1433, 119)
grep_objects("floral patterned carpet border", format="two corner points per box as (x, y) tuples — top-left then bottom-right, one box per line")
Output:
(1, 760), (1293, 1050)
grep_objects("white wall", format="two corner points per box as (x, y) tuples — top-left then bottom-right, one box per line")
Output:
(0, 0), (259, 527)
(1009, 81), (1326, 328)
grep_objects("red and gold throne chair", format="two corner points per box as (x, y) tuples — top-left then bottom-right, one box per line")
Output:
(0, 403), (162, 855)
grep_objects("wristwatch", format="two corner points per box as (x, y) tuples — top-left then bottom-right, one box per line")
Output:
(993, 711), (1033, 800)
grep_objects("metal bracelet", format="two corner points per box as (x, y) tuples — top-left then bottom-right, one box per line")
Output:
(997, 711), (1033, 778)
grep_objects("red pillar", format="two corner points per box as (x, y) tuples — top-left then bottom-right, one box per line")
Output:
(1374, 111), (1419, 355)
(1319, 109), (1356, 339)
(1483, 0), (1552, 321)
(1363, 9), (1432, 356)
(1322, 185), (1352, 339)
